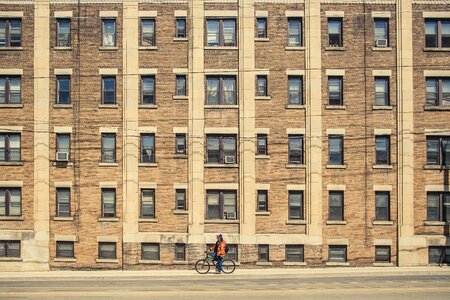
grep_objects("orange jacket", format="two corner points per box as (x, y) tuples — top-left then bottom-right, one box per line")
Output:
(210, 241), (227, 257)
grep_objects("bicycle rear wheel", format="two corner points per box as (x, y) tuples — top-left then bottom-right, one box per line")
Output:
(195, 259), (210, 274)
(221, 259), (235, 274)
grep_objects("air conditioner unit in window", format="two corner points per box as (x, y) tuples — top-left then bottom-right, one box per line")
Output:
(225, 212), (236, 220)
(376, 39), (388, 48)
(56, 152), (69, 162)
(224, 156), (235, 164)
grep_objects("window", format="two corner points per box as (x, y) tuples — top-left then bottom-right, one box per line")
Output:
(286, 245), (304, 262)
(375, 135), (390, 165)
(0, 241), (20, 258)
(257, 190), (268, 212)
(427, 192), (450, 222)
(375, 77), (390, 106)
(206, 135), (237, 164)
(56, 188), (70, 217)
(176, 189), (186, 210)
(141, 19), (155, 46)
(56, 76), (70, 104)
(0, 133), (20, 162)
(0, 19), (21, 47)
(101, 133), (116, 163)
(176, 75), (187, 96)
(98, 242), (116, 259)
(429, 246), (450, 264)
(425, 19), (450, 48)
(175, 243), (185, 261)
(328, 18), (343, 47)
(0, 188), (21, 216)
(288, 76), (302, 105)
(176, 18), (186, 38)
(328, 135), (343, 165)
(56, 134), (70, 160)
(102, 19), (116, 47)
(256, 75), (267, 97)
(287, 18), (301, 46)
(375, 192), (390, 221)
(375, 246), (390, 263)
(141, 189), (155, 219)
(140, 76), (155, 104)
(288, 191), (303, 220)
(0, 76), (21, 104)
(140, 134), (155, 163)
(427, 136), (450, 166)
(57, 19), (71, 47)
(374, 18), (388, 47)
(206, 76), (236, 105)
(102, 76), (116, 104)
(257, 134), (267, 155)
(142, 243), (159, 260)
(329, 191), (344, 221)
(328, 76), (343, 106)
(225, 244), (237, 260)
(206, 19), (236, 46)
(258, 244), (269, 262)
(101, 189), (116, 218)
(329, 245), (347, 262)
(426, 78), (450, 106)
(176, 133), (186, 155)
(288, 135), (303, 164)
(56, 241), (74, 258)
(206, 190), (237, 220)
(256, 18), (267, 38)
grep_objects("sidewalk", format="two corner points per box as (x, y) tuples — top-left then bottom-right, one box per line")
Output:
(0, 266), (448, 279)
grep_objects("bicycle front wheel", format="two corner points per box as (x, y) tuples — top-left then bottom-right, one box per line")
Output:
(221, 259), (235, 274)
(195, 259), (210, 274)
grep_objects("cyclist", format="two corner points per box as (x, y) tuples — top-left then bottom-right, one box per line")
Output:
(209, 233), (227, 274)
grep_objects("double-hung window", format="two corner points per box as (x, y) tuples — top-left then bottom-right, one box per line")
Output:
(329, 191), (344, 221)
(288, 191), (303, 220)
(288, 135), (303, 164)
(328, 76), (343, 106)
(101, 133), (116, 163)
(0, 76), (21, 104)
(288, 76), (302, 105)
(0, 19), (21, 47)
(425, 19), (450, 48)
(375, 192), (390, 221)
(101, 188), (116, 218)
(287, 18), (301, 46)
(140, 133), (155, 163)
(141, 189), (155, 218)
(56, 188), (70, 217)
(102, 19), (116, 47)
(256, 75), (267, 97)
(0, 133), (20, 162)
(57, 76), (71, 104)
(56, 134), (70, 160)
(176, 189), (186, 211)
(375, 135), (390, 165)
(176, 75), (187, 96)
(256, 18), (267, 38)
(141, 76), (155, 104)
(328, 18), (343, 47)
(102, 76), (116, 104)
(426, 77), (450, 106)
(374, 18), (388, 47)
(328, 135), (344, 165)
(375, 77), (390, 106)
(257, 190), (268, 212)
(427, 136), (450, 166)
(0, 241), (20, 258)
(427, 192), (450, 222)
(0, 188), (21, 216)
(286, 245), (304, 262)
(141, 19), (156, 46)
(98, 242), (116, 259)
(206, 135), (237, 164)
(57, 19), (71, 47)
(176, 18), (186, 38)
(206, 76), (236, 105)
(176, 133), (186, 155)
(206, 190), (237, 220)
(206, 19), (236, 46)
(56, 241), (74, 258)
(257, 134), (268, 155)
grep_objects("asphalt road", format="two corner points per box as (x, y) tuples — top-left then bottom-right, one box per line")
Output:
(0, 270), (449, 299)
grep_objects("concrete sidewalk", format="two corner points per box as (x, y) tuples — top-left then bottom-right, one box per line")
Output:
(0, 266), (448, 279)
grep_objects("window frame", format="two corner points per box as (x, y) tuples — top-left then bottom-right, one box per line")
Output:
(0, 19), (22, 47)
(288, 75), (303, 105)
(56, 241), (74, 258)
(140, 133), (155, 163)
(176, 18), (186, 38)
(206, 190), (237, 220)
(56, 133), (71, 160)
(256, 134), (268, 156)
(256, 17), (267, 38)
(175, 133), (186, 155)
(288, 135), (304, 164)
(0, 133), (21, 162)
(426, 77), (450, 106)
(176, 189), (186, 211)
(141, 243), (160, 261)
(176, 74), (187, 97)
(140, 75), (156, 105)
(225, 244), (238, 261)
(287, 17), (302, 47)
(426, 136), (450, 166)
(56, 18), (71, 47)
(206, 75), (237, 105)
(328, 18), (343, 47)
(140, 18), (156, 46)
(258, 244), (269, 262)
(0, 240), (20, 258)
(329, 245), (347, 262)
(0, 76), (21, 104)
(375, 191), (390, 221)
(328, 76), (343, 106)
(375, 245), (391, 263)
(425, 19), (450, 48)
(0, 188), (22, 216)
(257, 190), (268, 212)
(175, 243), (186, 261)
(285, 245), (304, 262)
(375, 135), (391, 165)
(101, 188), (116, 218)
(56, 187), (71, 217)
(141, 188), (156, 219)
(206, 135), (237, 164)
(288, 191), (304, 220)
(101, 133), (116, 163)
(374, 18), (389, 47)
(374, 77), (390, 106)
(328, 191), (344, 221)
(101, 76), (116, 105)
(256, 75), (267, 97)
(328, 135), (344, 165)
(101, 18), (116, 47)
(98, 242), (116, 259)
(206, 18), (237, 47)
(428, 246), (450, 264)
(427, 192), (450, 222)
(56, 75), (71, 105)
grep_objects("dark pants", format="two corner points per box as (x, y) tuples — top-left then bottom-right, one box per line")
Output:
(216, 255), (223, 272)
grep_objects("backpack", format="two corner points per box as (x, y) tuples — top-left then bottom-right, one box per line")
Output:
(225, 244), (229, 253)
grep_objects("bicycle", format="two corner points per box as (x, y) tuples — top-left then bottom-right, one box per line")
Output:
(195, 251), (236, 274)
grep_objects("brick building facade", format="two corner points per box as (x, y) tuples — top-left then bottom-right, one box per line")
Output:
(0, 0), (449, 271)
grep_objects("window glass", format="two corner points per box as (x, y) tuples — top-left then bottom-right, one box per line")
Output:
(286, 245), (303, 262)
(57, 76), (70, 104)
(427, 193), (440, 221)
(376, 136), (390, 165)
(288, 18), (301, 46)
(375, 192), (389, 221)
(175, 243), (185, 261)
(9, 78), (21, 104)
(176, 18), (186, 38)
(102, 19), (115, 46)
(257, 75), (267, 97)
(0, 21), (5, 46)
(258, 244), (269, 262)
(207, 191), (220, 219)
(443, 79), (450, 106)
(207, 77), (220, 104)
(288, 76), (302, 104)
(257, 190), (268, 212)
(141, 76), (155, 104)
(57, 19), (71, 47)
(375, 246), (390, 263)
(328, 77), (342, 105)
(328, 19), (342, 47)
(223, 19), (236, 46)
(223, 77), (236, 104)
(102, 134), (115, 163)
(329, 245), (346, 262)
(176, 75), (186, 96)
(207, 20), (219, 46)
(102, 189), (115, 218)
(207, 137), (219, 163)
(288, 191), (303, 219)
(329, 136), (343, 165)
(288, 136), (303, 163)
(99, 242), (116, 259)
(57, 241), (74, 258)
(142, 19), (155, 46)
(442, 21), (450, 48)
(374, 19), (387, 41)
(176, 189), (186, 210)
(256, 18), (267, 38)
(57, 188), (70, 217)
(329, 192), (343, 221)
(141, 189), (155, 218)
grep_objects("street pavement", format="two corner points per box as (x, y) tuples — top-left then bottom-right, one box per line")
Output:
(0, 267), (449, 299)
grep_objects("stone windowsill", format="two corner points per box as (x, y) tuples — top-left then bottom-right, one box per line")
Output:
(173, 154), (188, 159)
(139, 218), (158, 223)
(173, 95), (188, 100)
(283, 261), (307, 266)
(138, 104), (158, 109)
(0, 104), (23, 108)
(255, 37), (270, 42)
(372, 47), (392, 52)
(139, 163), (157, 167)
(53, 216), (74, 221)
(99, 46), (118, 51)
(326, 262), (350, 266)
(0, 46), (23, 51)
(173, 210), (188, 215)
(53, 104), (73, 109)
(0, 161), (24, 166)
(286, 220), (306, 225)
(423, 47), (450, 52)
(286, 104), (306, 109)
(326, 220), (347, 225)
(424, 221), (448, 226)
(325, 46), (345, 51)
(424, 106), (450, 111)
(373, 262), (394, 267)
(52, 161), (74, 167)
(285, 46), (305, 51)
(204, 46), (238, 50)
(173, 37), (188, 42)
(172, 260), (188, 265)
(98, 162), (118, 167)
(205, 219), (239, 224)
(255, 155), (270, 159)
(204, 105), (239, 109)
(0, 257), (22, 262)
(96, 259), (119, 263)
(54, 257), (76, 262)
(98, 217), (119, 222)
(286, 164), (306, 169)
(325, 105), (346, 110)
(326, 164), (346, 169)
(255, 211), (271, 216)
(139, 260), (161, 264)
(98, 104), (119, 109)
(373, 165), (393, 169)
(54, 46), (73, 51)
(373, 105), (393, 110)
(256, 261), (273, 266)
(139, 46), (158, 50)
(205, 163), (238, 168)
(373, 220), (394, 225)
(255, 96), (271, 101)
(423, 165), (450, 170)
(0, 216), (23, 221)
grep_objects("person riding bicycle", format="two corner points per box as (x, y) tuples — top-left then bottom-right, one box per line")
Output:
(209, 233), (227, 274)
